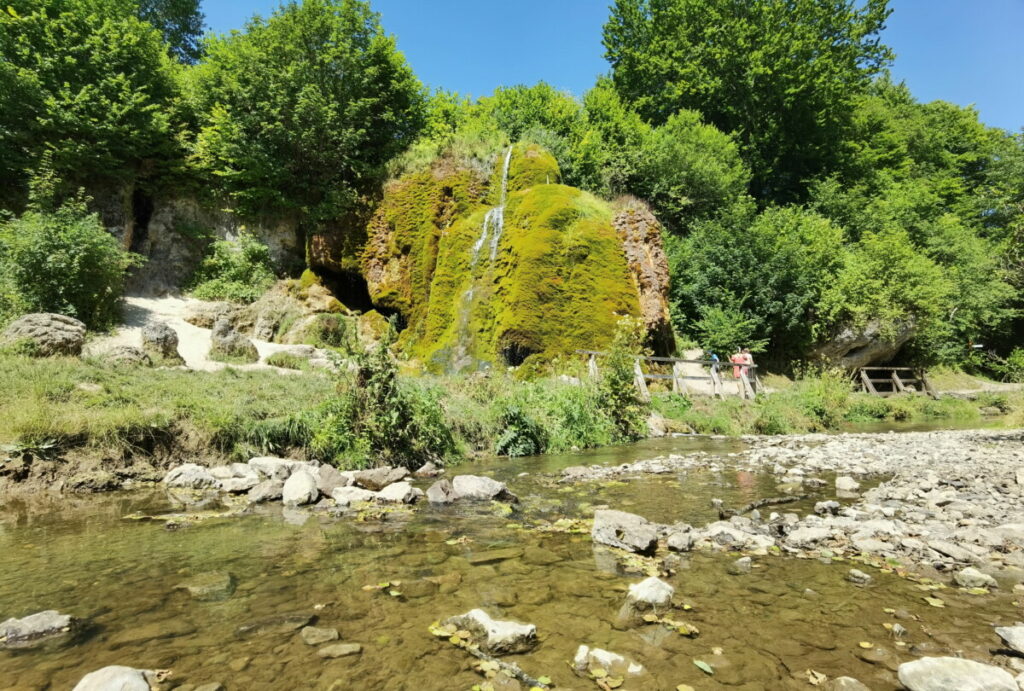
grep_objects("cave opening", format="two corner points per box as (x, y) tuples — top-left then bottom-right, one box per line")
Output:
(501, 342), (536, 367)
(130, 189), (154, 253)
(314, 267), (403, 326)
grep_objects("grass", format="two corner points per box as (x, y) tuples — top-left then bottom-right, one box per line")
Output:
(265, 352), (310, 370)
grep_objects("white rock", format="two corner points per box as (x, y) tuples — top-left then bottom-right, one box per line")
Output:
(628, 576), (674, 607)
(163, 463), (220, 490)
(73, 666), (152, 691)
(996, 626), (1024, 655)
(955, 567), (997, 589)
(248, 456), (303, 480)
(443, 609), (536, 655)
(897, 657), (1016, 691)
(451, 475), (516, 501)
(836, 475), (861, 492)
(573, 645), (644, 677)
(282, 469), (319, 507)
(376, 481), (420, 504)
(331, 486), (378, 507)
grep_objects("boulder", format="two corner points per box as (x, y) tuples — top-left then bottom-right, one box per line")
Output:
(451, 475), (518, 502)
(376, 481), (421, 504)
(591, 509), (659, 555)
(210, 317), (258, 362)
(443, 609), (537, 655)
(247, 479), (284, 503)
(995, 626), (1024, 654)
(331, 485), (377, 507)
(0, 610), (79, 649)
(728, 556), (753, 575)
(248, 456), (301, 481)
(72, 666), (154, 691)
(847, 568), (873, 585)
(210, 463), (260, 493)
(314, 464), (348, 494)
(573, 645), (644, 678)
(666, 527), (695, 552)
(101, 345), (152, 367)
(812, 319), (916, 370)
(1, 313), (86, 357)
(163, 463), (220, 490)
(897, 657), (1016, 691)
(184, 301), (235, 329)
(141, 322), (183, 363)
(282, 469), (319, 507)
(955, 567), (997, 589)
(175, 571), (235, 601)
(616, 577), (674, 627)
(353, 466), (409, 492)
(426, 479), (457, 504)
(835, 476), (861, 493)
(415, 461), (443, 477)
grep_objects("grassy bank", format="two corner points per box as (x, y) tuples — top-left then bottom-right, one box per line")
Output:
(1, 354), (1017, 473)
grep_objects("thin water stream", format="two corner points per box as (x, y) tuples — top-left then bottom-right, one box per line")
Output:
(0, 433), (1017, 690)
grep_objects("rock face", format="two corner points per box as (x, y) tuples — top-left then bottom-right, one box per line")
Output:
(361, 143), (668, 371)
(163, 463), (220, 490)
(897, 657), (1016, 691)
(591, 509), (659, 555)
(812, 318), (916, 369)
(443, 609), (537, 655)
(141, 321), (183, 363)
(72, 666), (153, 691)
(0, 610), (78, 649)
(282, 469), (319, 506)
(451, 475), (517, 502)
(1, 313), (86, 356)
(210, 317), (258, 362)
(612, 201), (673, 354)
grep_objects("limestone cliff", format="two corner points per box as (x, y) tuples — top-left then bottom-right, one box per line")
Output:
(612, 200), (673, 354)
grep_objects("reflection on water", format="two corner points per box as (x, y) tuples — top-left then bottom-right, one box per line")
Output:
(0, 434), (1016, 689)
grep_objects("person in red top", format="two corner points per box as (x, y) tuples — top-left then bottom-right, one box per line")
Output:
(740, 348), (753, 377)
(729, 350), (744, 378)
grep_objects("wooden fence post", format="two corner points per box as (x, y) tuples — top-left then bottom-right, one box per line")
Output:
(588, 353), (599, 379)
(672, 361), (687, 395)
(633, 358), (650, 401)
(740, 372), (755, 399)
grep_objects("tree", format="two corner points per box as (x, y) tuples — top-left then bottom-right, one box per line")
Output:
(0, 0), (183, 209)
(603, 0), (893, 203)
(136, 0), (206, 63)
(186, 0), (426, 226)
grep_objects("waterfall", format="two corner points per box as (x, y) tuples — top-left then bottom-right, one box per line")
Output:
(470, 146), (513, 266)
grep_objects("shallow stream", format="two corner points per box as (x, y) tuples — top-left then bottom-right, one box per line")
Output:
(0, 434), (1018, 689)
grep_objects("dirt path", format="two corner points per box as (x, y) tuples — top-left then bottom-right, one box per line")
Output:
(85, 295), (301, 372)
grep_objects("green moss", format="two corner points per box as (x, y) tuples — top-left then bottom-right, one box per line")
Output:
(505, 142), (561, 194)
(299, 269), (321, 289)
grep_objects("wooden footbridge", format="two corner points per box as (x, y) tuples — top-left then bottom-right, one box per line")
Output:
(577, 350), (763, 400)
(858, 367), (939, 399)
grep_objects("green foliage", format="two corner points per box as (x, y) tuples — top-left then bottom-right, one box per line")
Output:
(133, 0), (205, 63)
(692, 301), (768, 359)
(0, 196), (142, 329)
(185, 0), (426, 225)
(0, 0), (184, 208)
(494, 405), (546, 457)
(264, 352), (308, 370)
(599, 317), (651, 441)
(603, 0), (893, 202)
(188, 232), (276, 303)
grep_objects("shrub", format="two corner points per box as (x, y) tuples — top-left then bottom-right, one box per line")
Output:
(188, 232), (276, 303)
(494, 405), (546, 457)
(0, 197), (142, 329)
(598, 317), (651, 441)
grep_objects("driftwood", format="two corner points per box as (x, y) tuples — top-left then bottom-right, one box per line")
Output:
(717, 495), (807, 520)
(464, 645), (549, 688)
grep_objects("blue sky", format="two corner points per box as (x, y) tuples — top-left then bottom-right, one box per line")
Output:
(201, 0), (1023, 132)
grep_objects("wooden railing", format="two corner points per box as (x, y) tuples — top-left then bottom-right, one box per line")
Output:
(858, 367), (938, 399)
(577, 350), (762, 400)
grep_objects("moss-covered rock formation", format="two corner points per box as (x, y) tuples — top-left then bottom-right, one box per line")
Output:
(362, 143), (671, 371)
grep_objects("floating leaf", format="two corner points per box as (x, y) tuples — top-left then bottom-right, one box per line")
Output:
(883, 607), (896, 614)
(966, 587), (989, 596)
(536, 676), (552, 685)
(676, 686), (696, 691)
(605, 677), (623, 689)
(806, 669), (827, 686)
(693, 659), (714, 675)
(923, 596), (945, 608)
(642, 613), (659, 623)
(388, 589), (402, 597)
(858, 641), (873, 649)
(592, 667), (608, 679)
(882, 623), (894, 631)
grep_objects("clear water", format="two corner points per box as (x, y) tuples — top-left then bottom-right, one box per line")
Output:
(0, 435), (1016, 690)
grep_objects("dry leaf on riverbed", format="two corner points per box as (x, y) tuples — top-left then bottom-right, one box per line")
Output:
(806, 669), (827, 685)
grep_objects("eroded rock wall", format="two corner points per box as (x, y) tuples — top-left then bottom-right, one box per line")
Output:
(612, 201), (673, 355)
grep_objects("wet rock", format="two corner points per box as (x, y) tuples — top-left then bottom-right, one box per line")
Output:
(72, 666), (154, 691)
(110, 619), (197, 648)
(835, 476), (860, 492)
(318, 643), (362, 658)
(451, 475), (518, 502)
(331, 486), (377, 507)
(955, 567), (997, 589)
(995, 626), (1024, 654)
(815, 500), (841, 515)
(592, 509), (659, 555)
(897, 656), (1016, 691)
(376, 481), (421, 504)
(522, 545), (561, 566)
(0, 610), (79, 649)
(175, 571), (235, 601)
(301, 626), (339, 646)
(248, 456), (301, 481)
(415, 461), (443, 477)
(101, 345), (152, 367)
(235, 612), (312, 637)
(163, 463), (220, 490)
(443, 609), (537, 655)
(1, 313), (86, 357)
(857, 645), (901, 671)
(282, 469), (319, 507)
(826, 678), (870, 691)
(468, 547), (523, 565)
(194, 684), (225, 691)
(184, 301), (235, 329)
(928, 539), (977, 564)
(314, 465), (348, 494)
(573, 645), (644, 678)
(847, 568), (872, 585)
(785, 526), (831, 548)
(141, 321), (183, 364)
(667, 527), (695, 552)
(247, 479), (285, 504)
(728, 556), (753, 575)
(616, 576), (674, 627)
(426, 479), (457, 504)
(353, 466), (409, 491)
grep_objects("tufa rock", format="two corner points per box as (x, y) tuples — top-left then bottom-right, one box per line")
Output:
(210, 317), (258, 362)
(443, 609), (537, 656)
(101, 345), (152, 368)
(591, 509), (659, 555)
(141, 321), (183, 363)
(612, 201), (673, 354)
(426, 479), (457, 504)
(451, 475), (518, 502)
(1, 313), (86, 357)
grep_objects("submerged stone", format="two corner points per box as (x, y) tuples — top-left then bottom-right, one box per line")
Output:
(451, 475), (518, 502)
(897, 657), (1016, 691)
(0, 610), (79, 650)
(573, 645), (644, 678)
(301, 626), (339, 646)
(318, 642), (362, 658)
(591, 509), (659, 555)
(175, 571), (235, 601)
(443, 609), (536, 655)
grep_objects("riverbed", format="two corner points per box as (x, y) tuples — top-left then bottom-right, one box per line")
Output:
(2, 429), (1023, 689)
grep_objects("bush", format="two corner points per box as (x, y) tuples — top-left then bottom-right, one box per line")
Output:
(598, 317), (651, 442)
(0, 197), (142, 329)
(188, 232), (276, 303)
